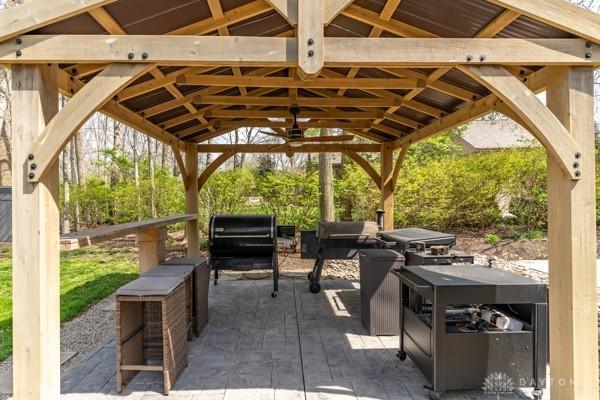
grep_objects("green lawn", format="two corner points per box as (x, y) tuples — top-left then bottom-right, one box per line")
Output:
(0, 245), (139, 362)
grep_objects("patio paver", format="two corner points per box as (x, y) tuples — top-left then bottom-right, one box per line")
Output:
(13, 279), (549, 399)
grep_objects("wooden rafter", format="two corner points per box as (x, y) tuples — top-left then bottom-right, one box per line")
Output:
(0, 0), (117, 42)
(28, 63), (154, 182)
(485, 0), (600, 44)
(266, 0), (353, 25)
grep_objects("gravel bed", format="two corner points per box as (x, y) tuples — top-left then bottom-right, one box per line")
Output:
(0, 294), (117, 399)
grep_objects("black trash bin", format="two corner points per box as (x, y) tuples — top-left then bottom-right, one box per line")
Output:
(359, 249), (405, 335)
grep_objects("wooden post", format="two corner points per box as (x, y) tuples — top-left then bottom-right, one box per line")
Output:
(546, 67), (598, 400)
(380, 142), (394, 230)
(185, 143), (200, 257)
(136, 228), (161, 274)
(11, 64), (61, 400)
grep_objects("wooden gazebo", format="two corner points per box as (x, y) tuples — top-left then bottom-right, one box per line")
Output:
(1, 0), (599, 399)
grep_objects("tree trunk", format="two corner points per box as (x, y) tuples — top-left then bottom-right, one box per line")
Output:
(161, 142), (167, 169)
(62, 147), (71, 234)
(319, 128), (335, 222)
(0, 118), (10, 186)
(70, 139), (81, 231)
(133, 131), (142, 220)
(148, 137), (158, 219)
(111, 120), (121, 188)
(74, 130), (84, 186)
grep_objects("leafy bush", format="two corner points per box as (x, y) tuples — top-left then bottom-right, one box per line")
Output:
(485, 234), (501, 245)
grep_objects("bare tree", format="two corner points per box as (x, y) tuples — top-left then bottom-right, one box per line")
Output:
(148, 137), (158, 218)
(318, 128), (335, 222)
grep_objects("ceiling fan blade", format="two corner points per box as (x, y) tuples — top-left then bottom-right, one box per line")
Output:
(297, 135), (354, 143)
(258, 130), (289, 141)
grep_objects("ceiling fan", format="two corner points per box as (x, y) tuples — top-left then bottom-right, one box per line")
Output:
(259, 105), (354, 145)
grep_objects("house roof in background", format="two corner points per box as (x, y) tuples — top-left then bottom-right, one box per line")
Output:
(461, 119), (537, 150)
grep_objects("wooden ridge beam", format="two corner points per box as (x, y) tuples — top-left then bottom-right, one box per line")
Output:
(27, 63), (153, 182)
(177, 74), (425, 89)
(205, 110), (384, 120)
(463, 65), (581, 180)
(196, 143), (381, 153)
(0, 0), (117, 42)
(485, 0), (600, 44)
(215, 119), (372, 129)
(192, 95), (402, 107)
(3, 36), (599, 66)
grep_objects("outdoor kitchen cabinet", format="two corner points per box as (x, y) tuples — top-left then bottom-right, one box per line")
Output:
(393, 265), (548, 400)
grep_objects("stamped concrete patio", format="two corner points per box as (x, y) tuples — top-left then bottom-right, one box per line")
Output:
(51, 279), (545, 400)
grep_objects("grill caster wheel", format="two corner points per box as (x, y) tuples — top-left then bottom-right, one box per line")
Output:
(271, 291), (278, 298)
(428, 392), (441, 400)
(309, 282), (321, 294)
(397, 351), (407, 361)
(308, 272), (313, 281)
(532, 389), (543, 400)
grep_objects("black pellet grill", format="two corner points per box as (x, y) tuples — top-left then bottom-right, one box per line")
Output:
(208, 215), (279, 297)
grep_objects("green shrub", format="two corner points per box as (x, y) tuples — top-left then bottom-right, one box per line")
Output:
(485, 234), (501, 245)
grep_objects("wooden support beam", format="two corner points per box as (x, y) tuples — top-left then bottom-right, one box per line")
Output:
(11, 64), (61, 400)
(172, 145), (187, 187)
(196, 143), (381, 153)
(324, 0), (355, 24)
(485, 0), (600, 44)
(26, 63), (153, 182)
(392, 144), (409, 189)
(205, 110), (384, 120)
(0, 0), (117, 42)
(197, 151), (235, 191)
(546, 67), (599, 400)
(56, 69), (185, 149)
(3, 36), (599, 66)
(341, 4), (438, 38)
(380, 142), (394, 229)
(323, 38), (600, 67)
(395, 67), (547, 148)
(344, 149), (382, 190)
(463, 65), (581, 180)
(177, 75), (425, 89)
(136, 228), (166, 274)
(298, 0), (324, 78)
(184, 143), (200, 257)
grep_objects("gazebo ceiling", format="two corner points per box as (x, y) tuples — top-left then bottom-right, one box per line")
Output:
(13, 0), (587, 145)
